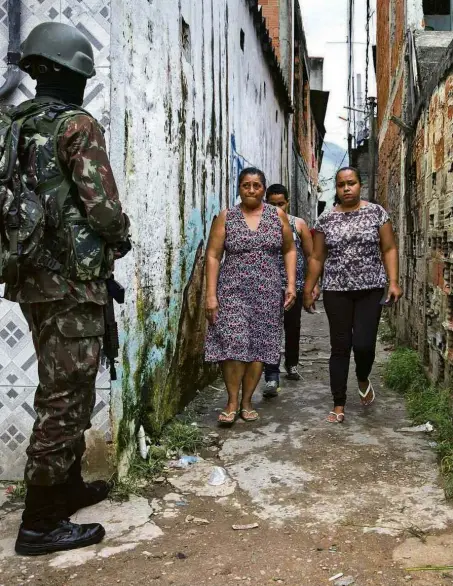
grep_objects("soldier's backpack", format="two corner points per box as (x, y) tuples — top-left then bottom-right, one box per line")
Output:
(0, 101), (58, 285)
(0, 99), (96, 286)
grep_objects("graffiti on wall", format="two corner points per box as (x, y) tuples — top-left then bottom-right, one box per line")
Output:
(230, 134), (255, 207)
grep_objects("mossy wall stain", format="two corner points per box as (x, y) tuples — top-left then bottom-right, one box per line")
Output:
(112, 0), (291, 462)
(117, 333), (136, 455)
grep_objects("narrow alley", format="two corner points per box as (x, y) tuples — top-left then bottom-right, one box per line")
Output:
(1, 306), (453, 586)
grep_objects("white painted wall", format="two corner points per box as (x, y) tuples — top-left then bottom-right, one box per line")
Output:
(109, 0), (290, 459)
(407, 0), (425, 30)
(0, 0), (292, 478)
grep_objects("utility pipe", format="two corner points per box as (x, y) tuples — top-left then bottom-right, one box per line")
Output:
(0, 0), (21, 100)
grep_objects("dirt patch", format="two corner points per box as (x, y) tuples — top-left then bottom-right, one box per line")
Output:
(1, 306), (453, 586)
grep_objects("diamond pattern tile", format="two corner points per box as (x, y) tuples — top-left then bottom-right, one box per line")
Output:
(0, 0), (112, 480)
(0, 387), (111, 480)
(60, 0), (111, 68)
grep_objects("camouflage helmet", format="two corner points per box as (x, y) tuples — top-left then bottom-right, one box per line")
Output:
(19, 22), (96, 78)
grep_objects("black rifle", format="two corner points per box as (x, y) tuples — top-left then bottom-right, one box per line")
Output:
(103, 276), (125, 380)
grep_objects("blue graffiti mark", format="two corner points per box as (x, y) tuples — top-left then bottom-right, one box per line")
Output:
(230, 134), (255, 207)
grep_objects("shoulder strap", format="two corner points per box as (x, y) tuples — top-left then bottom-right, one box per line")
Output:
(2, 101), (80, 183)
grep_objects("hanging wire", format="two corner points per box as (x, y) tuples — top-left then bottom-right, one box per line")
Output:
(365, 0), (371, 131)
(351, 0), (356, 147)
(347, 0), (354, 144)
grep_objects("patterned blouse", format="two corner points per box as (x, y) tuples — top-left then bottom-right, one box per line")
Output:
(314, 202), (390, 291)
(280, 215), (305, 292)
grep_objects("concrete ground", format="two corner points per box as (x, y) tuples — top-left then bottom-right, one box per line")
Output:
(1, 304), (453, 585)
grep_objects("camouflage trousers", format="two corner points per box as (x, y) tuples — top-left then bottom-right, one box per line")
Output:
(20, 298), (104, 486)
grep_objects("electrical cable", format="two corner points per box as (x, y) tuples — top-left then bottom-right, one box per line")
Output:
(347, 0), (353, 144)
(365, 0), (371, 134)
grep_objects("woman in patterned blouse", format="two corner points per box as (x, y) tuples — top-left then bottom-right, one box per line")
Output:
(303, 167), (403, 423)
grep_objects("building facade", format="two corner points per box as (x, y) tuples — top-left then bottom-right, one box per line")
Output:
(0, 0), (325, 478)
(377, 0), (453, 384)
(260, 0), (328, 223)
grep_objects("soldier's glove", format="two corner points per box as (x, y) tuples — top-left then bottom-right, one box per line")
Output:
(112, 237), (132, 259)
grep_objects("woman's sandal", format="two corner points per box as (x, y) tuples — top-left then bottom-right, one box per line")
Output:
(358, 381), (375, 406)
(218, 410), (238, 425)
(240, 409), (259, 422)
(327, 411), (345, 424)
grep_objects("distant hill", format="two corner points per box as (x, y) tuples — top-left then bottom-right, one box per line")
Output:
(319, 142), (348, 209)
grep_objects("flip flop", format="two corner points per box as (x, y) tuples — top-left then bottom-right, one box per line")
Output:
(358, 381), (375, 406)
(240, 409), (259, 422)
(327, 411), (345, 423)
(218, 410), (238, 425)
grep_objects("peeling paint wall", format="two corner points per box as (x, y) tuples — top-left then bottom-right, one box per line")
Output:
(109, 0), (290, 463)
(406, 0), (424, 31)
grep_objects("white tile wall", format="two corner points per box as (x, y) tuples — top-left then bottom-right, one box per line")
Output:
(0, 0), (112, 480)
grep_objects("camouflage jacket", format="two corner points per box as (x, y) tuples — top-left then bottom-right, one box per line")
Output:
(5, 104), (129, 305)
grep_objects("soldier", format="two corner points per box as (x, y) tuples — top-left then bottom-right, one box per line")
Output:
(7, 23), (131, 556)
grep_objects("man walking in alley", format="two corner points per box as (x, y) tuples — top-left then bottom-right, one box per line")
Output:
(263, 184), (318, 397)
(5, 23), (130, 556)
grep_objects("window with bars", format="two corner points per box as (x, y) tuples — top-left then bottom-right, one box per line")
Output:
(423, 0), (452, 30)
(423, 0), (450, 14)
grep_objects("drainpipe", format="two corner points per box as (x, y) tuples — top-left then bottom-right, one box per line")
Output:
(0, 0), (21, 100)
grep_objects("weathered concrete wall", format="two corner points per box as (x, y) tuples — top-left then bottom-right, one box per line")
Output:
(407, 0), (425, 30)
(309, 57), (324, 91)
(109, 0), (291, 465)
(408, 65), (453, 383)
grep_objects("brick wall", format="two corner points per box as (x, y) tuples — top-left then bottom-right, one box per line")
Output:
(414, 75), (453, 383)
(378, 0), (453, 384)
(377, 0), (391, 130)
(260, 0), (281, 60)
(260, 1), (322, 222)
(377, 0), (406, 131)
(377, 79), (403, 210)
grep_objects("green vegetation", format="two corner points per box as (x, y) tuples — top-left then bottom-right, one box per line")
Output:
(161, 420), (204, 454)
(383, 348), (427, 394)
(378, 316), (396, 345)
(111, 420), (204, 501)
(384, 348), (453, 497)
(110, 447), (168, 501)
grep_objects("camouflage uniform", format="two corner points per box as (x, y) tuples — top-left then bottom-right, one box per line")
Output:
(6, 108), (129, 486)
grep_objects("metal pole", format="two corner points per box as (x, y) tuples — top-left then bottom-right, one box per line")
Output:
(368, 96), (377, 202)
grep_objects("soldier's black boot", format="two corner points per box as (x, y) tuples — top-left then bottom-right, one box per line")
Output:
(66, 457), (111, 516)
(15, 484), (105, 556)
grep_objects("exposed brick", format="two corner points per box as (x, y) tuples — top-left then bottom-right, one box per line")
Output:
(378, 0), (453, 384)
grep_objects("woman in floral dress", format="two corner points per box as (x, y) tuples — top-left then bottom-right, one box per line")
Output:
(205, 167), (296, 424)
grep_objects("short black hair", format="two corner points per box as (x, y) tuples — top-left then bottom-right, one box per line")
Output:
(266, 183), (288, 201)
(238, 167), (267, 189)
(335, 166), (362, 185)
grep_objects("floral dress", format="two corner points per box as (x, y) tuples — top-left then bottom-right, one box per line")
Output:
(205, 203), (283, 363)
(314, 203), (389, 290)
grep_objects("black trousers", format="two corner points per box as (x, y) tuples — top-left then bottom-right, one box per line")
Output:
(323, 288), (384, 407)
(264, 291), (303, 381)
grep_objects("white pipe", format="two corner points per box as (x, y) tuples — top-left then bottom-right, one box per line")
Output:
(137, 425), (149, 459)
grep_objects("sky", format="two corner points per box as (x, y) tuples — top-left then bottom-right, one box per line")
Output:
(299, 0), (377, 157)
